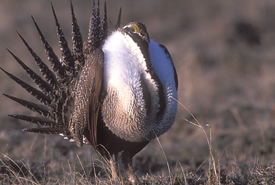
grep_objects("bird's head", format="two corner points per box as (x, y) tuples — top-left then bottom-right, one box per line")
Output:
(122, 21), (150, 43)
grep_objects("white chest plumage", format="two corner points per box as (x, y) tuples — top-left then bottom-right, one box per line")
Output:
(102, 30), (177, 142)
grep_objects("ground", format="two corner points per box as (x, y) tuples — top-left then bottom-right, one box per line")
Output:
(0, 0), (274, 184)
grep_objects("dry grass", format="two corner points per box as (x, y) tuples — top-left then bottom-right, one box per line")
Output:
(1, 0), (275, 184)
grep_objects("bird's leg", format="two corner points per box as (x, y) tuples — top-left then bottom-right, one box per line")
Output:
(110, 154), (119, 181)
(126, 162), (139, 184)
(117, 152), (139, 184)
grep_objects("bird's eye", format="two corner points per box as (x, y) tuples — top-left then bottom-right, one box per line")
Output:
(131, 23), (140, 33)
(129, 27), (136, 33)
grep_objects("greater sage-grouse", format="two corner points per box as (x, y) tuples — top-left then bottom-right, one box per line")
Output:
(2, 1), (178, 183)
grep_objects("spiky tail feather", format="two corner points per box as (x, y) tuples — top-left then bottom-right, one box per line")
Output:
(3, 1), (107, 144)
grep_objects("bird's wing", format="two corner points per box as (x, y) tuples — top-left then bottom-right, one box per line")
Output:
(70, 49), (104, 147)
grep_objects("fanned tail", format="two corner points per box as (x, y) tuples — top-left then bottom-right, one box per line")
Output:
(51, 3), (75, 75)
(88, 0), (101, 51)
(115, 7), (122, 29)
(3, 94), (50, 117)
(7, 49), (53, 96)
(0, 68), (51, 105)
(23, 128), (67, 135)
(17, 32), (59, 90)
(71, 1), (85, 68)
(100, 2), (108, 46)
(2, 1), (108, 146)
(9, 115), (56, 127)
(32, 16), (66, 80)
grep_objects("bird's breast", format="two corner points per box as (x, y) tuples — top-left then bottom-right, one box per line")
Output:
(101, 31), (177, 142)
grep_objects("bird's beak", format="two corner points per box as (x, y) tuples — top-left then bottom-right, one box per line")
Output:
(143, 32), (150, 43)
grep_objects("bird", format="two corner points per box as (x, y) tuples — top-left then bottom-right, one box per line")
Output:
(1, 1), (178, 183)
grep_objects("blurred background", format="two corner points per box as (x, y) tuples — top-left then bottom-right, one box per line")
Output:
(0, 0), (274, 178)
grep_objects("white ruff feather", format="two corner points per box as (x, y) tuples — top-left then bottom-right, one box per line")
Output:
(101, 31), (177, 142)
(103, 30), (159, 116)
